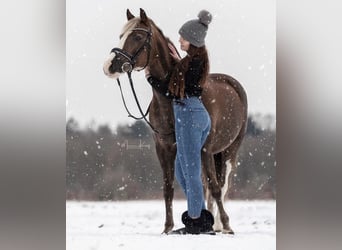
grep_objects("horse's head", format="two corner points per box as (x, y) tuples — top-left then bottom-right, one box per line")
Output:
(103, 8), (152, 79)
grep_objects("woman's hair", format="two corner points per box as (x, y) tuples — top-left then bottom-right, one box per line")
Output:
(168, 44), (209, 99)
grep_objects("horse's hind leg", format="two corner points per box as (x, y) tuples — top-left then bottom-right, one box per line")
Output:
(205, 152), (225, 232)
(201, 151), (232, 233)
(208, 152), (231, 233)
(214, 151), (235, 234)
(217, 128), (246, 234)
(218, 149), (235, 234)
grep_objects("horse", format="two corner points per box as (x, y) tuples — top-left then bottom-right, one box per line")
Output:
(103, 8), (248, 234)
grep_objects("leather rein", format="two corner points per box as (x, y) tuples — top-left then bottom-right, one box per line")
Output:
(110, 27), (173, 136)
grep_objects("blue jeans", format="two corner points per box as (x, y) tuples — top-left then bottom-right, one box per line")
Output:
(173, 97), (211, 218)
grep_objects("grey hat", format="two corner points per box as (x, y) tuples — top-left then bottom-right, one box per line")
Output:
(178, 10), (213, 47)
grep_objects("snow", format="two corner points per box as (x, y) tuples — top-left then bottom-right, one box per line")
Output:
(67, 200), (275, 250)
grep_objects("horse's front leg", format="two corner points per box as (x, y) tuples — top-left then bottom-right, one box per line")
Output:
(155, 141), (176, 233)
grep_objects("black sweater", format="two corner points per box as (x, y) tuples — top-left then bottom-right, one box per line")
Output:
(147, 58), (204, 98)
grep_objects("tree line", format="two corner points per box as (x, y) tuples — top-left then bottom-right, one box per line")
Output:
(66, 114), (276, 200)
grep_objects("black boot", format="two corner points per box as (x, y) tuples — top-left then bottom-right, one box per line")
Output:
(198, 209), (216, 235)
(168, 210), (215, 235)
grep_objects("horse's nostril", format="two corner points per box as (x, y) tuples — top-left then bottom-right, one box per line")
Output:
(108, 64), (115, 74)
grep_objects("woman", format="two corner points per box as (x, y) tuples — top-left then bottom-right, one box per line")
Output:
(145, 10), (215, 235)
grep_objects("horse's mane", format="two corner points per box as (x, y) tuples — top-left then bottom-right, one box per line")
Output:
(148, 19), (178, 70)
(149, 19), (170, 47)
(149, 20), (165, 38)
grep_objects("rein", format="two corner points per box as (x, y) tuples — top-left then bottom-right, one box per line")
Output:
(116, 71), (156, 132)
(115, 75), (150, 120)
(112, 27), (174, 136)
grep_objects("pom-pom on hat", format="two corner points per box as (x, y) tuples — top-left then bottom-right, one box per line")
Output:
(178, 10), (212, 47)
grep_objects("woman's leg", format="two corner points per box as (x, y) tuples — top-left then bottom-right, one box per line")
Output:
(177, 128), (204, 218)
(173, 99), (210, 218)
(177, 107), (209, 218)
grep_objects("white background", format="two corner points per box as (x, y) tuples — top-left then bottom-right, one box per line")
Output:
(67, 0), (275, 130)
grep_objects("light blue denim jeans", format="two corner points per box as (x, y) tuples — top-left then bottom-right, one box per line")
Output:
(173, 96), (211, 218)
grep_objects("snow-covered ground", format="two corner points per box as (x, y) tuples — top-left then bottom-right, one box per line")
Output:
(66, 200), (275, 250)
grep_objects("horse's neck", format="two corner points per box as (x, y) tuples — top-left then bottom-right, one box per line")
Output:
(149, 33), (173, 81)
(149, 46), (173, 104)
(147, 28), (175, 130)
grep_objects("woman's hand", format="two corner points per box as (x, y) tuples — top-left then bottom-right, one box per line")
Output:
(168, 43), (181, 62)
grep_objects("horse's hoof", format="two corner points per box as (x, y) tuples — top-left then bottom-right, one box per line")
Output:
(222, 228), (235, 235)
(162, 225), (174, 234)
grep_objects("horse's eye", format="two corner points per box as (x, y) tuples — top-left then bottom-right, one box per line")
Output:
(134, 34), (143, 41)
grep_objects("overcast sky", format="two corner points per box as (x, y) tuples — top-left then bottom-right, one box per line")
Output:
(67, 0), (275, 130)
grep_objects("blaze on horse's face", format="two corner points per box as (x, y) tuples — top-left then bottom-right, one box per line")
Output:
(103, 9), (151, 79)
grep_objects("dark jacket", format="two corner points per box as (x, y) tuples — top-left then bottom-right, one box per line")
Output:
(147, 58), (203, 98)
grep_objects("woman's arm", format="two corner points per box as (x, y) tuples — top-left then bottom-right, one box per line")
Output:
(145, 67), (173, 98)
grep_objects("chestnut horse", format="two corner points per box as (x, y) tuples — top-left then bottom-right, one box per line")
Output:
(103, 9), (248, 234)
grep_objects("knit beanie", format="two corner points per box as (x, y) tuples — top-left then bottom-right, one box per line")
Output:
(178, 10), (212, 47)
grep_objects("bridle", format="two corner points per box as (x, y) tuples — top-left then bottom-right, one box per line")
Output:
(110, 27), (152, 74)
(110, 27), (174, 136)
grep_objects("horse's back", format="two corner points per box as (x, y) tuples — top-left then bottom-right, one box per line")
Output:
(202, 73), (248, 153)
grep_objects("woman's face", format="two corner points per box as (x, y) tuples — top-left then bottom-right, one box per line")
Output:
(179, 36), (190, 51)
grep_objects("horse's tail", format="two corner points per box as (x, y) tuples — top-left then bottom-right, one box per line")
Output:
(226, 73), (248, 144)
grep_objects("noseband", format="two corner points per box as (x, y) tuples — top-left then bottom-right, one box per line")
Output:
(110, 28), (152, 73)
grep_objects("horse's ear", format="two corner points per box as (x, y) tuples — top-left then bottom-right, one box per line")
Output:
(140, 8), (148, 24)
(126, 9), (135, 20)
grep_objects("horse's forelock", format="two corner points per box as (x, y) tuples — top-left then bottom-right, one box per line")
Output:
(119, 18), (140, 48)
(119, 17), (165, 48)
